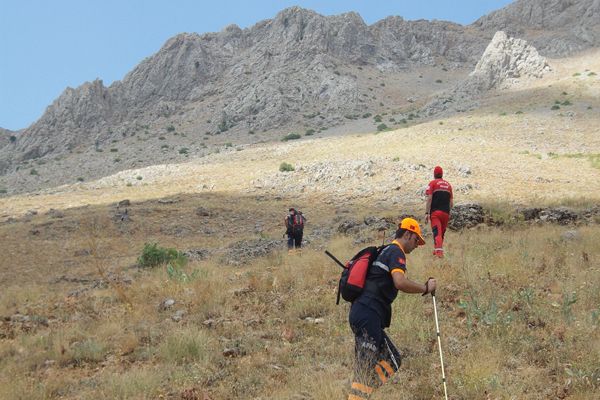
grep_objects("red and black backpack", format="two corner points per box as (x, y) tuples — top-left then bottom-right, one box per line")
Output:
(332, 245), (387, 304)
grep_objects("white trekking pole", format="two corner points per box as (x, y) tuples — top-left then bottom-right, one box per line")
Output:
(432, 292), (448, 400)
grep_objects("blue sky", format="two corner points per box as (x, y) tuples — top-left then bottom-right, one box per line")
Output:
(0, 0), (513, 131)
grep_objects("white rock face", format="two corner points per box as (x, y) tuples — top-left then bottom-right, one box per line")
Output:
(470, 31), (551, 90)
(423, 31), (550, 116)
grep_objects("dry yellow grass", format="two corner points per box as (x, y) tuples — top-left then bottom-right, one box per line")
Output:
(1, 50), (599, 400)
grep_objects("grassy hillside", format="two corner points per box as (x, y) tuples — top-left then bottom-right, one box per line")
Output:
(0, 50), (599, 400)
(0, 194), (599, 399)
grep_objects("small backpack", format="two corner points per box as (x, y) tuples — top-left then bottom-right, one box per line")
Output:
(336, 245), (387, 304)
(292, 213), (304, 232)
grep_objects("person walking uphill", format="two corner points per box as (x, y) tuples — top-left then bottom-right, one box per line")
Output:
(347, 218), (437, 400)
(284, 208), (305, 251)
(425, 166), (453, 258)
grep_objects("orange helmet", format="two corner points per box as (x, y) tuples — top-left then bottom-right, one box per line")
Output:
(399, 217), (425, 245)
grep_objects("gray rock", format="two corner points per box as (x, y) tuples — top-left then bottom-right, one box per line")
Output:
(448, 203), (485, 230)
(160, 298), (176, 310)
(46, 208), (65, 219)
(171, 310), (186, 322)
(561, 230), (580, 241)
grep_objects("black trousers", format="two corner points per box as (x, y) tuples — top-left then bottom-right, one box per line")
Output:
(287, 230), (303, 248)
(347, 301), (401, 399)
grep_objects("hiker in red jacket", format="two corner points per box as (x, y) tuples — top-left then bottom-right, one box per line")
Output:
(425, 166), (453, 258)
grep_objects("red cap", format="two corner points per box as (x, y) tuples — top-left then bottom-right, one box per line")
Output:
(434, 166), (443, 177)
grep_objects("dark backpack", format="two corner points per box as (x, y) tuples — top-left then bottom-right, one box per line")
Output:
(336, 245), (387, 304)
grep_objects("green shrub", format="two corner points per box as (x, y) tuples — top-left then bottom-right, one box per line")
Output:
(279, 162), (295, 172)
(362, 113), (372, 118)
(551, 105), (560, 110)
(137, 243), (186, 268)
(435, 79), (442, 83)
(305, 129), (315, 136)
(158, 136), (166, 140)
(9, 135), (16, 143)
(562, 100), (572, 106)
(377, 123), (389, 131)
(136, 176), (143, 181)
(281, 133), (301, 142)
(166, 125), (175, 132)
(30, 168), (38, 176)
(114, 158), (121, 162)
(589, 71), (597, 76)
(77, 177), (84, 182)
(179, 148), (188, 154)
(373, 115), (382, 123)
(110, 148), (118, 152)
(0, 188), (7, 194)
(515, 111), (523, 114)
(225, 142), (233, 147)
(573, 72), (581, 77)
(248, 130), (255, 135)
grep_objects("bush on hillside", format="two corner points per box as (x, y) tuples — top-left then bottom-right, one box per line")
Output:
(137, 243), (186, 268)
(279, 162), (295, 172)
(281, 133), (301, 142)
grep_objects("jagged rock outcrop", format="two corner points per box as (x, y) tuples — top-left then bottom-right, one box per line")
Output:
(423, 31), (550, 115)
(1, 1), (598, 192)
(472, 0), (600, 56)
(470, 31), (550, 89)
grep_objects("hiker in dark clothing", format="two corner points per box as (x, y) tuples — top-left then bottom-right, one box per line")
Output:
(285, 208), (305, 250)
(347, 218), (436, 400)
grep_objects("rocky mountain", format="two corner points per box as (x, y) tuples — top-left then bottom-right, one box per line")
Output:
(473, 0), (600, 56)
(1, 0), (598, 193)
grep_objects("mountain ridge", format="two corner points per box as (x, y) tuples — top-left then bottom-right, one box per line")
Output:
(1, 0), (598, 194)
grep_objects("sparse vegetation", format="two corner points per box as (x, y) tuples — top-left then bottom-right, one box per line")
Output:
(281, 133), (301, 142)
(435, 79), (442, 83)
(279, 162), (295, 172)
(166, 125), (175, 132)
(179, 148), (189, 154)
(77, 177), (84, 182)
(136, 176), (143, 180)
(137, 243), (186, 268)
(30, 168), (38, 176)
(377, 123), (389, 131)
(551, 104), (561, 110)
(305, 129), (315, 136)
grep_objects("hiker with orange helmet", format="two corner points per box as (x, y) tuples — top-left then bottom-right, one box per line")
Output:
(347, 218), (436, 400)
(425, 166), (453, 258)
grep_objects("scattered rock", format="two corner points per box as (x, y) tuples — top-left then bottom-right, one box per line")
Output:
(561, 230), (579, 241)
(539, 207), (578, 225)
(223, 347), (244, 358)
(225, 238), (282, 265)
(457, 165), (472, 177)
(160, 298), (176, 310)
(46, 208), (65, 219)
(171, 310), (186, 322)
(337, 219), (361, 234)
(182, 248), (210, 260)
(448, 203), (485, 230)
(195, 207), (211, 217)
